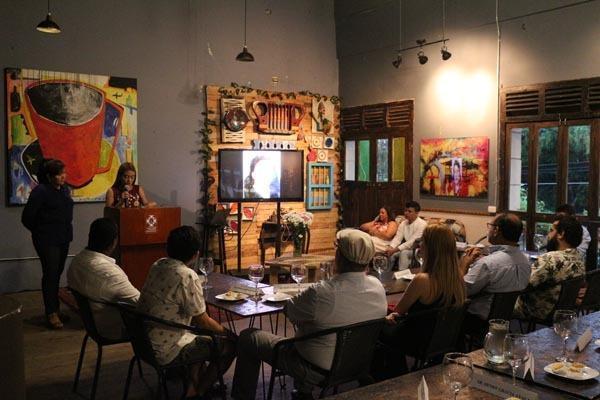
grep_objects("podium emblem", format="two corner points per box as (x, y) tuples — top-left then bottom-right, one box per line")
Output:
(145, 214), (158, 233)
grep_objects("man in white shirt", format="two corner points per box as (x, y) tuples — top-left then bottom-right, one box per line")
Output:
(232, 229), (387, 400)
(67, 218), (139, 340)
(556, 204), (590, 260)
(385, 201), (428, 270)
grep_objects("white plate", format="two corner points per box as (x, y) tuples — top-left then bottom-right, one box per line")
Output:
(215, 292), (249, 302)
(595, 339), (600, 346)
(263, 293), (292, 302)
(543, 362), (600, 381)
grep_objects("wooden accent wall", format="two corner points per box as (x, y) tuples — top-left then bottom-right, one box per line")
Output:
(204, 85), (340, 269)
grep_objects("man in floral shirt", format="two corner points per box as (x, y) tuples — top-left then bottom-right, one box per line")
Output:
(514, 216), (585, 321)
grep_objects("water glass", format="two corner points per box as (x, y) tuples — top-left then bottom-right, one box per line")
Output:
(197, 257), (214, 289)
(291, 264), (306, 294)
(248, 264), (265, 300)
(319, 261), (332, 280)
(372, 255), (388, 279)
(442, 353), (473, 400)
(553, 309), (577, 362)
(533, 233), (546, 253)
(503, 334), (530, 385)
(414, 248), (424, 268)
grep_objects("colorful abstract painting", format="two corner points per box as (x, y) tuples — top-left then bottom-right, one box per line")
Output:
(5, 68), (138, 205)
(420, 137), (489, 198)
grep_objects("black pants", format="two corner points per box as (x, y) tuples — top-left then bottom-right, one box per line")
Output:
(33, 241), (69, 315)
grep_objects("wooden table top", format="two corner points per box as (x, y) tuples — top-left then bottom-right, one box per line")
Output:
(471, 311), (600, 400)
(329, 363), (578, 400)
(265, 253), (335, 268)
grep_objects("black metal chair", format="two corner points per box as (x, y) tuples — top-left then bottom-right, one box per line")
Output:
(70, 288), (139, 400)
(579, 269), (600, 315)
(116, 302), (227, 400)
(267, 318), (385, 400)
(526, 276), (585, 332)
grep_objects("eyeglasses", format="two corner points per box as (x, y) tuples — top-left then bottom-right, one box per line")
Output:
(486, 223), (497, 229)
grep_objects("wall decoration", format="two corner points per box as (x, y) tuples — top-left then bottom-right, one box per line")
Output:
(5, 68), (138, 205)
(251, 101), (305, 135)
(323, 136), (335, 149)
(311, 98), (334, 134)
(220, 97), (247, 143)
(310, 135), (323, 149)
(241, 206), (255, 221)
(317, 149), (327, 162)
(251, 139), (296, 150)
(420, 137), (489, 198)
(226, 219), (239, 235)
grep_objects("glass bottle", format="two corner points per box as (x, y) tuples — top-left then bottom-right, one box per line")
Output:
(483, 319), (509, 364)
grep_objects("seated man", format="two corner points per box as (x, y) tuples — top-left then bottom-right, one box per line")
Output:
(459, 213), (531, 331)
(514, 216), (585, 321)
(67, 217), (139, 340)
(138, 226), (236, 399)
(556, 203), (590, 260)
(232, 229), (387, 400)
(385, 201), (427, 270)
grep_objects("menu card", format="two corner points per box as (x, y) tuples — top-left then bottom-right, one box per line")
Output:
(575, 328), (592, 352)
(417, 376), (429, 400)
(523, 352), (535, 380)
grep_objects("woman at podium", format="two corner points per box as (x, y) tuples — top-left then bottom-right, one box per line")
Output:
(105, 162), (156, 208)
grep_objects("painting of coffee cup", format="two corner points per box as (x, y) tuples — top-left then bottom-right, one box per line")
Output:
(25, 81), (122, 187)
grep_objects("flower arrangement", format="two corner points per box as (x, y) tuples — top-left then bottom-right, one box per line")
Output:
(282, 211), (313, 255)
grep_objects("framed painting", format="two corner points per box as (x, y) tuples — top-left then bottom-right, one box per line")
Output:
(420, 137), (489, 198)
(311, 98), (334, 135)
(5, 68), (138, 205)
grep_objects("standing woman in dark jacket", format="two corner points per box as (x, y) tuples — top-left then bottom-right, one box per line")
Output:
(22, 159), (74, 329)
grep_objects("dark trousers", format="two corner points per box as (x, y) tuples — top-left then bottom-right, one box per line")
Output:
(33, 241), (69, 315)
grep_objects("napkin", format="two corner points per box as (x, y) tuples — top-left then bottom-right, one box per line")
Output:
(575, 328), (592, 352)
(394, 270), (415, 280)
(523, 352), (535, 380)
(229, 285), (265, 296)
(417, 376), (429, 400)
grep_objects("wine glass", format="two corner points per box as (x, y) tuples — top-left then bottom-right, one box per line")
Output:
(197, 257), (214, 289)
(248, 264), (265, 300)
(291, 264), (306, 294)
(533, 233), (546, 253)
(442, 353), (473, 400)
(553, 309), (577, 362)
(372, 255), (388, 279)
(319, 261), (332, 281)
(414, 248), (424, 268)
(503, 334), (530, 385)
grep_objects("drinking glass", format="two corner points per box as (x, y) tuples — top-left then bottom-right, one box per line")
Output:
(372, 255), (388, 279)
(319, 261), (332, 281)
(197, 257), (214, 289)
(553, 309), (577, 362)
(291, 264), (306, 294)
(503, 334), (530, 385)
(442, 353), (473, 400)
(248, 264), (265, 300)
(414, 248), (424, 268)
(533, 233), (546, 253)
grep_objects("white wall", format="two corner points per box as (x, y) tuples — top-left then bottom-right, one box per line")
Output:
(0, 0), (338, 293)
(335, 0), (600, 232)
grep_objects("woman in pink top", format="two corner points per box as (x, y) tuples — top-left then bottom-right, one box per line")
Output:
(105, 163), (155, 208)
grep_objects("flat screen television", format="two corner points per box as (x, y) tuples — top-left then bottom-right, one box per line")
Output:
(218, 149), (304, 202)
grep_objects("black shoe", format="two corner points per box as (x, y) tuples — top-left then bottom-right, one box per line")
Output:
(291, 389), (314, 400)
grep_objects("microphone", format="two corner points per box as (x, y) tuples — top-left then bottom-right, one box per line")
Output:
(124, 184), (133, 192)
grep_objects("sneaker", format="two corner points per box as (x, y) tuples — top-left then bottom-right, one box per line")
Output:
(47, 313), (63, 329)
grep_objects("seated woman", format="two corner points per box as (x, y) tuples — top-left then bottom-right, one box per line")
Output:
(105, 162), (156, 208)
(373, 223), (466, 378)
(359, 206), (398, 252)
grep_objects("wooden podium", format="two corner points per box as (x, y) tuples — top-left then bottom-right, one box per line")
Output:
(104, 207), (181, 289)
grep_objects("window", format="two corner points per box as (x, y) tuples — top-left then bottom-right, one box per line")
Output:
(376, 138), (388, 182)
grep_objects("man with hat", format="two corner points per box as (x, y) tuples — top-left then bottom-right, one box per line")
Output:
(232, 229), (387, 400)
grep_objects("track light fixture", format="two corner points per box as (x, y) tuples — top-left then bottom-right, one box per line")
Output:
(236, 0), (255, 62)
(392, 53), (402, 68)
(417, 50), (428, 65)
(36, 0), (61, 34)
(441, 44), (452, 61)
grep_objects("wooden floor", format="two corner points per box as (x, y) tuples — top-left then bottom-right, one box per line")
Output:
(7, 290), (323, 400)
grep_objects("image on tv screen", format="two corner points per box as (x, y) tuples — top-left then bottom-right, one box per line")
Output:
(243, 151), (281, 199)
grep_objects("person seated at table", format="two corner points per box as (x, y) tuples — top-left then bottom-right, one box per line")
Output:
(459, 213), (531, 335)
(385, 201), (427, 270)
(359, 206), (398, 252)
(513, 216), (585, 322)
(556, 203), (590, 259)
(232, 229), (387, 400)
(138, 226), (236, 399)
(105, 162), (156, 208)
(375, 223), (465, 378)
(67, 218), (140, 340)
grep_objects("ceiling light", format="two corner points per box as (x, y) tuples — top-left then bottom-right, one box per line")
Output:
(441, 45), (452, 61)
(392, 53), (402, 68)
(36, 0), (61, 34)
(417, 50), (428, 65)
(236, 0), (254, 62)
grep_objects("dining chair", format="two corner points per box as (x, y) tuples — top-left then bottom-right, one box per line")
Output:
(267, 318), (385, 399)
(579, 269), (600, 315)
(526, 276), (585, 332)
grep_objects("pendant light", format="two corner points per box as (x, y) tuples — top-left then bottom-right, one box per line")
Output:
(36, 0), (61, 34)
(236, 0), (254, 62)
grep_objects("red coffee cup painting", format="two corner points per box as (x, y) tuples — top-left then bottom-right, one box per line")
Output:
(5, 68), (138, 204)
